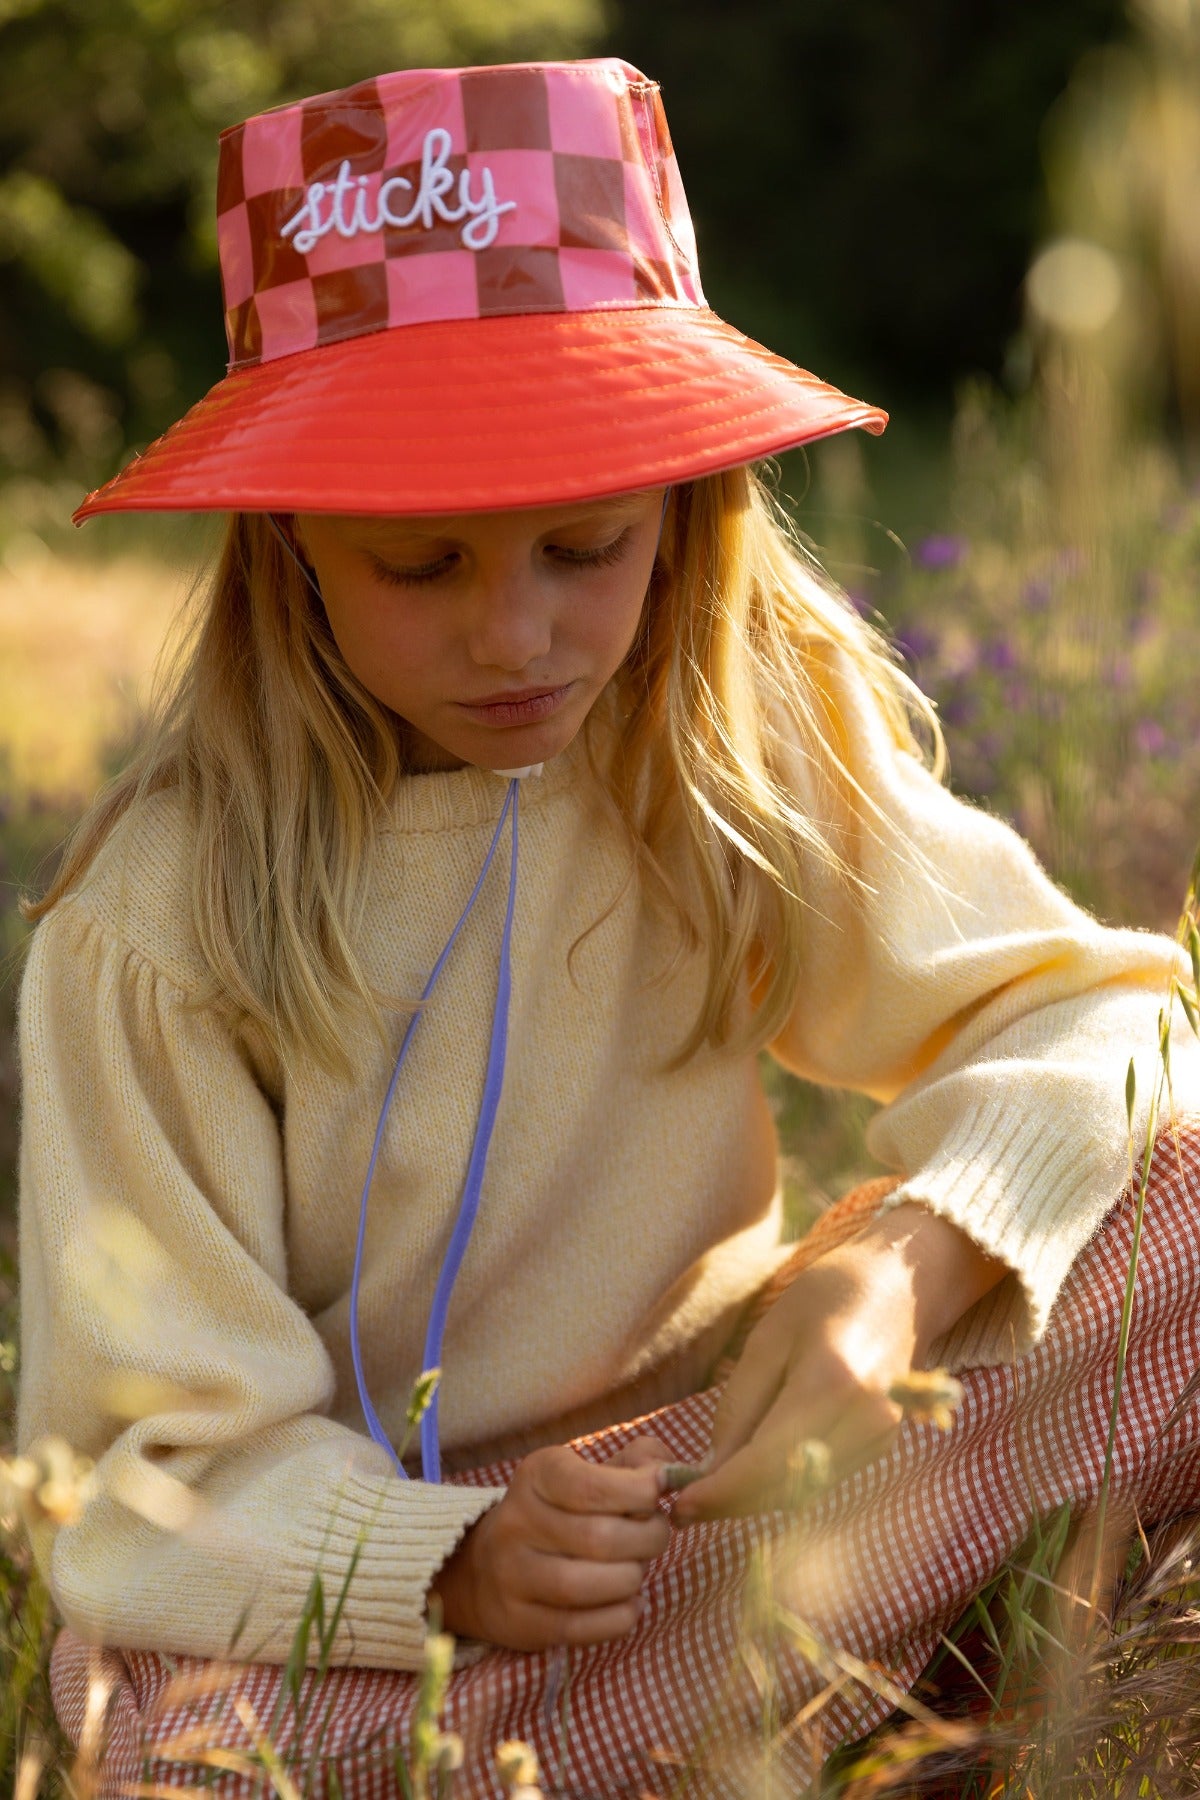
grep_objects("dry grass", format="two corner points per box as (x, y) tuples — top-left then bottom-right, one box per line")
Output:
(825, 1508), (1200, 1799)
(0, 545), (185, 798)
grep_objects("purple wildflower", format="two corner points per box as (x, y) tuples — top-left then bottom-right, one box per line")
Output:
(914, 534), (968, 571)
(1134, 718), (1166, 757)
(893, 624), (938, 664)
(983, 637), (1018, 673)
(1021, 577), (1052, 613)
(940, 692), (978, 729)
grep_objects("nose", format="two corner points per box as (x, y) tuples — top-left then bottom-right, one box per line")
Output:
(463, 565), (553, 672)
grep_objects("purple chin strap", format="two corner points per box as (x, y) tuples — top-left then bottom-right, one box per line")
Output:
(267, 490), (668, 1484)
(351, 776), (520, 1483)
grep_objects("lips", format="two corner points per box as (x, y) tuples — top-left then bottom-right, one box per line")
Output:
(469, 685), (560, 705)
(456, 682), (574, 726)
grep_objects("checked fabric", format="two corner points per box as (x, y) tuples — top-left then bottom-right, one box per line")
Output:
(216, 62), (705, 370)
(52, 1124), (1200, 1798)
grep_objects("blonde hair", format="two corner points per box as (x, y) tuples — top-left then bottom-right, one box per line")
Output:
(26, 465), (944, 1071)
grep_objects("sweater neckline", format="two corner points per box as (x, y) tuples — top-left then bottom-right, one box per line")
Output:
(379, 724), (592, 836)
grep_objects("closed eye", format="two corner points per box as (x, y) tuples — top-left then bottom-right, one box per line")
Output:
(545, 529), (632, 570)
(368, 528), (633, 588)
(368, 552), (458, 588)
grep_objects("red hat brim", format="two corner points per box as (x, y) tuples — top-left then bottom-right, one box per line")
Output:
(74, 306), (886, 522)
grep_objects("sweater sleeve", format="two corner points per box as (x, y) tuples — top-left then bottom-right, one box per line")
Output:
(768, 639), (1200, 1368)
(16, 900), (504, 1669)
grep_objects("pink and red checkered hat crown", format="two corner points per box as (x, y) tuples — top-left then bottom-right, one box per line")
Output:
(75, 59), (886, 521)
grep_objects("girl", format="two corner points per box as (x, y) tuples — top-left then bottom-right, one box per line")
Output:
(19, 56), (1200, 1799)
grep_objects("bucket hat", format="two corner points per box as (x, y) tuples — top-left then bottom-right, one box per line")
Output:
(75, 57), (887, 523)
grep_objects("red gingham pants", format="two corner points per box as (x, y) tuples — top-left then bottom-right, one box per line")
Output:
(51, 1124), (1200, 1798)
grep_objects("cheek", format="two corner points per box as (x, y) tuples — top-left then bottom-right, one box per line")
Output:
(584, 560), (654, 666)
(323, 585), (439, 706)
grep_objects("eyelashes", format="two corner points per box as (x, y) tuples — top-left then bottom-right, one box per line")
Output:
(548, 531), (632, 572)
(368, 528), (633, 589)
(369, 553), (455, 587)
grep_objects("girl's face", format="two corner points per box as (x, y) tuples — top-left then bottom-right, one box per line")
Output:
(296, 490), (664, 773)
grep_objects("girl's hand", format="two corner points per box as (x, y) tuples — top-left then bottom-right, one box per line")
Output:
(673, 1205), (1006, 1522)
(429, 1438), (671, 1650)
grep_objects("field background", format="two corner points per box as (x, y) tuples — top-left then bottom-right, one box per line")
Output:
(3, 0), (1200, 1792)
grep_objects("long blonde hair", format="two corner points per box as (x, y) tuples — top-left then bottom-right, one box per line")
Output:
(26, 465), (944, 1071)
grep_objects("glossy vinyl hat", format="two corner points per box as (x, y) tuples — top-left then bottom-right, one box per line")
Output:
(74, 58), (887, 523)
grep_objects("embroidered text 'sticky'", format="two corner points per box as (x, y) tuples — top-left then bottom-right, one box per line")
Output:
(281, 128), (516, 255)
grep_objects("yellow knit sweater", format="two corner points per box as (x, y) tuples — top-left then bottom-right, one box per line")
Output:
(17, 643), (1199, 1670)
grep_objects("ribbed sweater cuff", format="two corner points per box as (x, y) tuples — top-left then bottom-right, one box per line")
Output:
(278, 1475), (506, 1669)
(872, 1097), (1103, 1370)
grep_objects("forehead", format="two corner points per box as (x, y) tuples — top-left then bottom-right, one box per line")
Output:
(328, 491), (658, 545)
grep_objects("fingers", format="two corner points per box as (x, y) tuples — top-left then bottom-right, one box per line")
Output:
(529, 1444), (665, 1521)
(521, 1548), (649, 1612)
(438, 1445), (676, 1654)
(536, 1504), (670, 1562)
(702, 1322), (787, 1473)
(508, 1444), (670, 1563)
(822, 1390), (904, 1473)
(605, 1434), (673, 1473)
(503, 1596), (648, 1652)
(488, 1446), (670, 1651)
(674, 1379), (902, 1523)
(673, 1408), (795, 1520)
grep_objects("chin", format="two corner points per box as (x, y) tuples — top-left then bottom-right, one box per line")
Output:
(467, 715), (587, 774)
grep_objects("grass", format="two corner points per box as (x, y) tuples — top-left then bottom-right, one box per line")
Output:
(824, 1505), (1200, 1797)
(0, 538), (190, 798)
(3, 430), (1200, 1797)
(4, 426), (1200, 1796)
(4, 0), (1200, 1762)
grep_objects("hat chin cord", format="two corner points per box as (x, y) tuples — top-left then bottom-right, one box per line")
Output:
(351, 773), (520, 1483)
(267, 510), (526, 1483)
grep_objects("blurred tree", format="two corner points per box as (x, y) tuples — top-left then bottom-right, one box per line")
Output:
(597, 0), (1127, 418)
(0, 0), (603, 493)
(1033, 0), (1200, 437)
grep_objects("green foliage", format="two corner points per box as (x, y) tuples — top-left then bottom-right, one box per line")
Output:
(0, 0), (604, 483)
(600, 0), (1126, 406)
(0, 173), (138, 345)
(0, 1236), (66, 1798)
